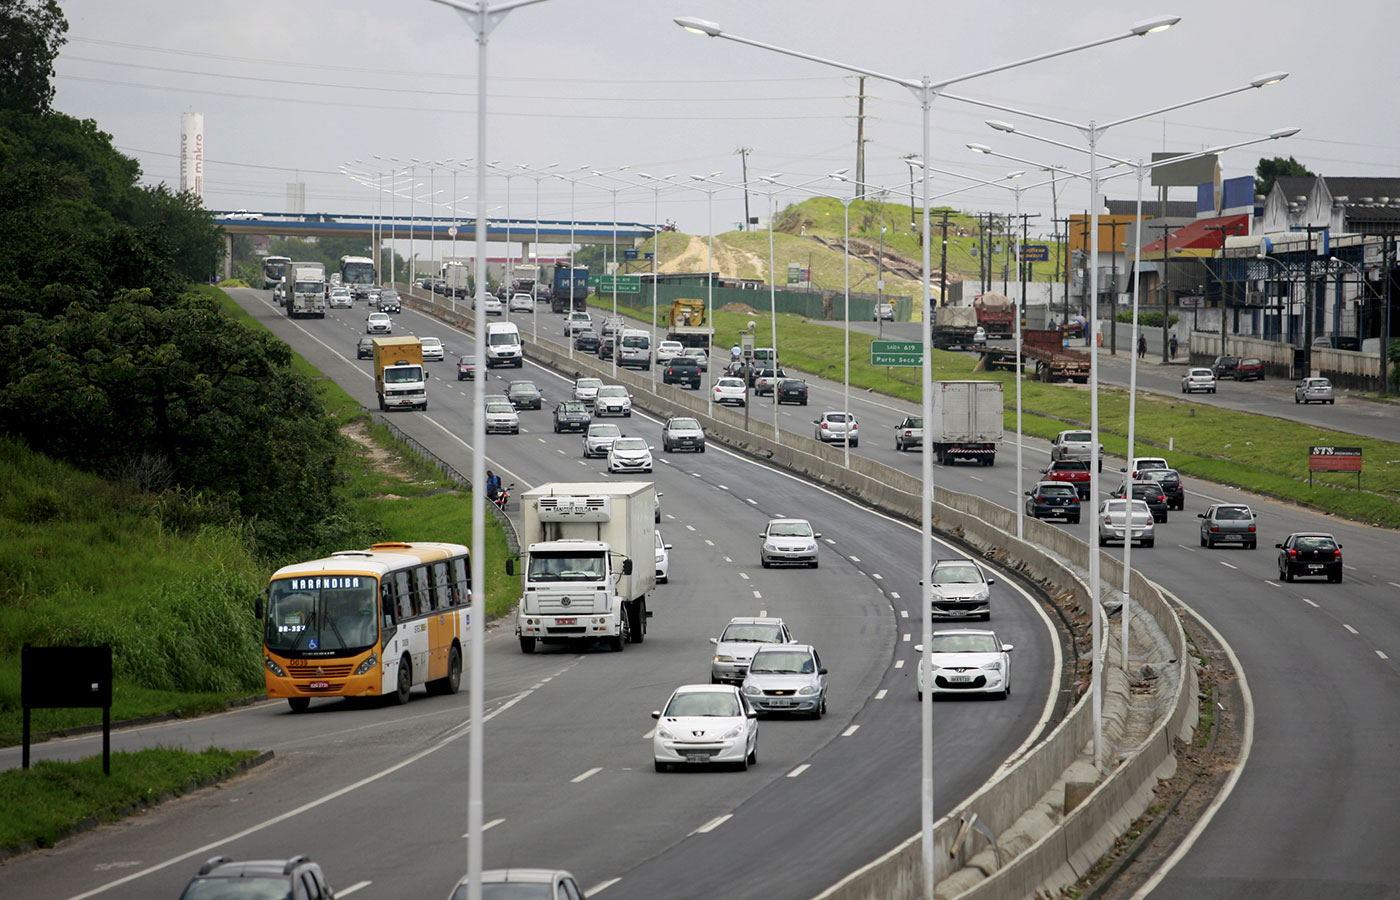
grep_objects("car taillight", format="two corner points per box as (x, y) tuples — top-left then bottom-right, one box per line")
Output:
(1288, 549), (1297, 558)
(1210, 526), (1219, 532)
(1248, 525), (1255, 532)
(821, 422), (829, 429)
(1334, 549), (1342, 559)
(1070, 497), (1079, 503)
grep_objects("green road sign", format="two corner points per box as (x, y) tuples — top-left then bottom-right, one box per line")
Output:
(871, 339), (923, 367)
(596, 274), (641, 294)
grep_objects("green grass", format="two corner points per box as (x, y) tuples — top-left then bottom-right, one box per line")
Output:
(0, 747), (259, 852)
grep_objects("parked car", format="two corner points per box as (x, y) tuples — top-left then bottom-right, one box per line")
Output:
(1235, 356), (1264, 381)
(483, 401), (520, 434)
(776, 378), (809, 405)
(1276, 532), (1343, 583)
(742, 643), (828, 718)
(759, 517), (822, 568)
(1112, 480), (1169, 523)
(662, 357), (703, 389)
(971, 326), (988, 347)
(1211, 355), (1240, 379)
(895, 415), (923, 452)
(607, 436), (653, 473)
(356, 336), (374, 359)
(1295, 376), (1335, 404)
(927, 558), (995, 620)
(178, 855), (334, 900)
(1049, 430), (1103, 469)
(508, 292), (534, 313)
(1041, 459), (1092, 498)
(651, 684), (758, 772)
(420, 336), (444, 362)
(447, 869), (584, 900)
(656, 340), (685, 364)
(1098, 498), (1154, 547)
(552, 400), (592, 433)
(1139, 467), (1185, 510)
(455, 354), (480, 380)
(710, 617), (796, 685)
(661, 416), (705, 452)
(712, 377), (747, 406)
(593, 384), (632, 417)
(573, 377), (603, 405)
(365, 312), (392, 334)
(873, 302), (895, 321)
(813, 411), (858, 446)
(1181, 367), (1217, 394)
(1199, 504), (1257, 549)
(915, 629), (1013, 700)
(1024, 481), (1081, 523)
(582, 422), (622, 458)
(573, 329), (601, 353)
(753, 367), (788, 395)
(506, 380), (543, 410)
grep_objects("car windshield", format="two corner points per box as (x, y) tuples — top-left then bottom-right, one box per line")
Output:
(720, 623), (784, 643)
(1293, 536), (1337, 551)
(930, 633), (999, 654)
(488, 333), (517, 346)
(422, 339), (441, 348)
(1131, 484), (1162, 499)
(669, 418), (700, 431)
(486, 403), (514, 414)
(717, 378), (743, 388)
(665, 691), (741, 717)
(1053, 461), (1088, 472)
(932, 564), (981, 584)
(597, 386), (627, 398)
(748, 650), (815, 675)
(622, 335), (649, 348)
(459, 356), (475, 365)
(509, 382), (538, 393)
(1214, 506), (1252, 520)
(1241, 358), (1261, 366)
(1061, 432), (1091, 443)
(576, 379), (602, 390)
(381, 290), (397, 300)
(181, 876), (296, 900)
(768, 521), (813, 538)
(476, 884), (557, 900)
(825, 414), (853, 423)
(1143, 470), (1179, 484)
(1038, 484), (1074, 496)
(264, 576), (378, 654)
(612, 438), (647, 452)
(559, 402), (585, 413)
(370, 315), (388, 322)
(527, 551), (606, 582)
(588, 425), (620, 438)
(779, 380), (805, 389)
(1189, 369), (1212, 377)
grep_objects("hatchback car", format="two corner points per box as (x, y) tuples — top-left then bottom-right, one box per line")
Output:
(1295, 376), (1335, 404)
(743, 643), (828, 718)
(378, 291), (400, 313)
(1211, 355), (1240, 379)
(1050, 429), (1103, 468)
(506, 380), (543, 410)
(607, 436), (653, 473)
(484, 401), (520, 434)
(599, 316), (625, 340)
(573, 329), (601, 353)
(356, 336), (374, 359)
(1098, 498), (1154, 547)
(1042, 459), (1092, 497)
(895, 416), (923, 452)
(873, 301), (895, 321)
(593, 384), (632, 417)
(928, 558), (995, 619)
(1235, 357), (1264, 381)
(759, 518), (821, 568)
(572, 377), (603, 405)
(1199, 504), (1257, 549)
(420, 336), (445, 362)
(179, 855), (333, 900)
(328, 287), (353, 308)
(582, 422), (622, 458)
(597, 336), (615, 360)
(814, 411), (859, 446)
(972, 326), (988, 347)
(1277, 532), (1343, 583)
(1181, 368), (1217, 394)
(710, 616), (796, 685)
(662, 416), (705, 453)
(656, 340), (684, 364)
(456, 354), (481, 381)
(1113, 480), (1169, 523)
(508, 292), (534, 313)
(478, 295), (504, 316)
(1139, 467), (1185, 510)
(365, 311), (392, 334)
(681, 347), (709, 370)
(776, 378), (809, 405)
(551, 400), (591, 433)
(651, 683), (758, 771)
(915, 629), (1013, 700)
(1024, 481), (1081, 522)
(662, 357), (703, 389)
(446, 868), (584, 900)
(655, 528), (672, 583)
(1127, 456), (1169, 480)
(712, 377), (747, 406)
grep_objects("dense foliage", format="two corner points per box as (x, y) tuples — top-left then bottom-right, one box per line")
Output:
(1255, 156), (1314, 199)
(0, 0), (66, 115)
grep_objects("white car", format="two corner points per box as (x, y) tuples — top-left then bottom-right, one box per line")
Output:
(928, 558), (995, 620)
(681, 347), (709, 370)
(709, 617), (796, 685)
(508, 292), (534, 313)
(483, 401), (520, 434)
(873, 302), (895, 321)
(607, 436), (653, 473)
(365, 312), (392, 334)
(655, 529), (672, 583)
(972, 326), (988, 347)
(1127, 456), (1169, 480)
(1098, 498), (1155, 547)
(420, 337), (445, 362)
(814, 411), (858, 446)
(916, 629), (1013, 700)
(1295, 376), (1335, 404)
(759, 518), (821, 568)
(478, 295), (503, 316)
(1181, 367), (1217, 394)
(651, 684), (758, 771)
(573, 377), (603, 405)
(655, 340), (685, 364)
(593, 385), (632, 417)
(1050, 429), (1103, 466)
(447, 869), (584, 900)
(564, 311), (593, 336)
(582, 423), (622, 458)
(712, 377), (747, 406)
(328, 287), (353, 308)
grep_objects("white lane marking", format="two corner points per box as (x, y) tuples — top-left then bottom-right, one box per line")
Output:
(338, 882), (372, 897)
(902, 633), (910, 642)
(692, 471), (703, 478)
(873, 573), (883, 580)
(1390, 582), (1400, 589)
(849, 555), (861, 562)
(759, 609), (768, 617)
(718, 484), (730, 491)
(685, 524), (696, 532)
(824, 538), (836, 545)
(691, 814), (732, 834)
(1343, 624), (1359, 634)
(746, 497), (758, 505)
(1301, 597), (1319, 608)
(724, 556), (732, 563)
(1178, 544), (1195, 552)
(461, 818), (505, 838)
(739, 573), (750, 580)
(1220, 561), (1238, 570)
(1379, 651), (1390, 660)
(842, 725), (860, 737)
(578, 460), (587, 466)
(537, 438), (547, 443)
(894, 659), (905, 669)
(643, 728), (656, 739)
(890, 591), (901, 600)
(753, 591), (762, 599)
(587, 878), (622, 895)
(1264, 580), (1280, 587)
(969, 475), (983, 482)
(705, 539), (714, 546)
(787, 764), (810, 778)
(572, 767), (602, 783)
(900, 609), (909, 618)
(557, 448), (566, 455)
(1344, 564), (1358, 571)
(659, 458), (671, 466)
(875, 689), (888, 700)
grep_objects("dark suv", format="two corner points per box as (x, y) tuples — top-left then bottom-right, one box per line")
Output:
(1141, 468), (1185, 510)
(179, 856), (334, 900)
(662, 356), (703, 388)
(1114, 480), (1169, 523)
(1211, 355), (1240, 379)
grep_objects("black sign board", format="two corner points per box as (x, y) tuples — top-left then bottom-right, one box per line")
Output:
(21, 644), (113, 773)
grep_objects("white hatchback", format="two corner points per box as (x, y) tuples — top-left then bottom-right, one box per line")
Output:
(814, 411), (858, 446)
(712, 377), (747, 406)
(607, 436), (653, 473)
(655, 340), (684, 364)
(420, 337), (444, 362)
(508, 292), (534, 313)
(1181, 368), (1217, 394)
(651, 684), (758, 771)
(915, 629), (1013, 700)
(365, 312), (392, 334)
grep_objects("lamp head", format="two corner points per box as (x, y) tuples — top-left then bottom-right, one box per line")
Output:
(987, 120), (1017, 133)
(675, 16), (722, 36)
(1269, 126), (1301, 139)
(1250, 71), (1288, 88)
(1007, 171), (1025, 180)
(967, 143), (992, 154)
(1130, 15), (1181, 35)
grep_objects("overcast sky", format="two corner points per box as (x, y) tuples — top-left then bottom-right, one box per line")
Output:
(52, 0), (1397, 243)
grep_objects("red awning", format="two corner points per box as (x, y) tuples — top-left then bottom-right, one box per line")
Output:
(1140, 214), (1249, 258)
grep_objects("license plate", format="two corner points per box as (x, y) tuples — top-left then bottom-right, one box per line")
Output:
(685, 752), (709, 762)
(556, 617), (576, 625)
(768, 699), (791, 707)
(1307, 564), (1322, 570)
(947, 675), (972, 683)
(308, 681), (330, 690)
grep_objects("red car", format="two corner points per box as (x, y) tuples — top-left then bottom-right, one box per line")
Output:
(1041, 460), (1092, 498)
(1235, 357), (1264, 381)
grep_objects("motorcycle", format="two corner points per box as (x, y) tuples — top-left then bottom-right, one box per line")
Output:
(491, 482), (514, 513)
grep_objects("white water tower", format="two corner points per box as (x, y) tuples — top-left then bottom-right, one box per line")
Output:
(179, 111), (204, 200)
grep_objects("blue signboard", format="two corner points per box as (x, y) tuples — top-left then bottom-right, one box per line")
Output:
(623, 248), (639, 260)
(1022, 245), (1050, 262)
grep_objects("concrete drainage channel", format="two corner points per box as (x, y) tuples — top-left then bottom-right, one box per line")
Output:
(402, 288), (1197, 900)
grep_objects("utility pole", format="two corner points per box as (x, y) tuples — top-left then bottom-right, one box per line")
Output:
(1055, 215), (1073, 326)
(1013, 213), (1041, 321)
(735, 146), (753, 230)
(876, 195), (887, 337)
(903, 154), (919, 228)
(938, 210), (952, 308)
(1105, 218), (1129, 355)
(854, 77), (867, 199)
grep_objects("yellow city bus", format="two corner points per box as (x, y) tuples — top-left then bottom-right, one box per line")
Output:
(259, 542), (471, 712)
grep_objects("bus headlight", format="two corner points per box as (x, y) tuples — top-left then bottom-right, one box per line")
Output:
(264, 656), (287, 677)
(354, 652), (379, 676)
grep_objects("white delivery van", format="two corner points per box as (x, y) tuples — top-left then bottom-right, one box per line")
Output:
(485, 321), (523, 368)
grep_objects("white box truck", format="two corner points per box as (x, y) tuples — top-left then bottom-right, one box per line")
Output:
(512, 482), (656, 653)
(931, 380), (1003, 465)
(286, 262), (327, 318)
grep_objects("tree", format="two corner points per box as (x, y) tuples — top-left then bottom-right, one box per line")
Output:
(1256, 156), (1314, 199)
(0, 0), (67, 115)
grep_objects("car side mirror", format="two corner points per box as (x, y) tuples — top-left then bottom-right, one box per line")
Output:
(813, 533), (823, 540)
(1337, 544), (1343, 549)
(1197, 513), (1206, 519)
(986, 577), (996, 585)
(651, 711), (661, 720)
(1274, 543), (1284, 549)
(758, 533), (767, 538)
(648, 446), (654, 451)
(664, 543), (673, 550)
(818, 667), (828, 675)
(747, 711), (758, 720)
(1002, 644), (1014, 653)
(709, 637), (718, 645)
(505, 559), (515, 576)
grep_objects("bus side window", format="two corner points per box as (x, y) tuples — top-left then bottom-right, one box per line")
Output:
(413, 565), (433, 614)
(380, 580), (398, 646)
(451, 557), (469, 605)
(393, 570), (413, 619)
(431, 561), (452, 607)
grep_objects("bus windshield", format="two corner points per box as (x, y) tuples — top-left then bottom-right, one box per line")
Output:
(265, 575), (379, 655)
(341, 260), (376, 286)
(527, 552), (606, 582)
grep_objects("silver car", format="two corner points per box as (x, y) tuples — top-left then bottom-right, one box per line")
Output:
(661, 416), (705, 453)
(709, 616), (795, 685)
(1098, 498), (1155, 547)
(742, 643), (828, 718)
(759, 518), (822, 568)
(447, 868), (585, 900)
(1050, 429), (1103, 467)
(1295, 376), (1335, 404)
(1181, 367), (1216, 393)
(916, 629), (1013, 700)
(573, 377), (603, 405)
(1199, 504), (1258, 549)
(582, 422), (622, 458)
(593, 384), (632, 417)
(483, 401), (519, 435)
(928, 558), (995, 620)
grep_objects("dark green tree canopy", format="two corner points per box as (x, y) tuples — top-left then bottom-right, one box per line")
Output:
(1255, 156), (1314, 199)
(0, 0), (67, 115)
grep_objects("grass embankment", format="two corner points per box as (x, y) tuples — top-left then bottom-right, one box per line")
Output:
(599, 295), (1400, 528)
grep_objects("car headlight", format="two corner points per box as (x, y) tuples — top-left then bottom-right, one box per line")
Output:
(719, 726), (742, 740)
(657, 726), (676, 741)
(353, 652), (379, 676)
(764, 542), (777, 551)
(264, 656), (287, 677)
(797, 685), (817, 695)
(806, 544), (817, 552)
(980, 660), (1003, 672)
(975, 588), (990, 602)
(742, 684), (760, 696)
(714, 654), (734, 663)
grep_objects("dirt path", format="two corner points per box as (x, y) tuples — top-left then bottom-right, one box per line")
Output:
(661, 235), (767, 281)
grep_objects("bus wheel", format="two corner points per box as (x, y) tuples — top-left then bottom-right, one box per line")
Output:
(287, 697), (310, 713)
(391, 656), (412, 705)
(429, 645), (462, 695)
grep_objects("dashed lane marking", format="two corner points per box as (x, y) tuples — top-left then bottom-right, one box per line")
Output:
(842, 725), (860, 737)
(1302, 598), (1319, 608)
(571, 767), (602, 783)
(787, 765), (810, 778)
(461, 818), (505, 838)
(875, 689), (888, 700)
(1343, 624), (1359, 634)
(691, 814), (732, 834)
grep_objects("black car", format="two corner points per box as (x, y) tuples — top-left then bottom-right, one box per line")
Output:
(1113, 480), (1169, 523)
(573, 329), (600, 352)
(1025, 481), (1081, 523)
(379, 294), (402, 314)
(662, 357), (703, 388)
(1277, 532), (1343, 583)
(179, 855), (334, 900)
(1211, 355), (1240, 379)
(357, 336), (374, 359)
(1141, 468), (1184, 510)
(598, 336), (615, 360)
(506, 380), (543, 410)
(552, 400), (592, 433)
(776, 378), (809, 405)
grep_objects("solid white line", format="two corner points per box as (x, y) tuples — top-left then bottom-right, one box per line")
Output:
(875, 689), (888, 700)
(461, 818), (505, 838)
(338, 881), (372, 896)
(1302, 598), (1319, 608)
(587, 878), (622, 895)
(1379, 651), (1390, 660)
(572, 767), (602, 783)
(894, 659), (904, 669)
(787, 764), (810, 778)
(842, 725), (860, 737)
(1343, 624), (1359, 634)
(1220, 561), (1238, 570)
(690, 814), (732, 834)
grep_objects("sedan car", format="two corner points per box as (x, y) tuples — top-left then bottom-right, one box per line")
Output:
(915, 629), (1012, 700)
(1295, 376), (1335, 404)
(456, 354), (481, 381)
(573, 329), (601, 353)
(597, 336), (615, 360)
(710, 616), (796, 685)
(599, 315), (624, 339)
(813, 411), (859, 447)
(1199, 504), (1257, 549)
(1042, 459), (1091, 498)
(776, 378), (809, 405)
(742, 644), (827, 718)
(661, 416), (705, 453)
(582, 422), (622, 458)
(1139, 467), (1185, 511)
(651, 683), (758, 772)
(377, 291), (400, 313)
(1181, 367), (1217, 394)
(1049, 429), (1103, 468)
(873, 301), (895, 321)
(420, 336), (445, 362)
(478, 295), (504, 316)
(759, 518), (821, 568)
(655, 529), (672, 584)
(607, 436), (653, 473)
(483, 401), (520, 434)
(1235, 356), (1264, 381)
(655, 340), (684, 364)
(508, 292), (534, 313)
(593, 384), (632, 417)
(573, 377), (603, 405)
(178, 855), (334, 900)
(928, 558), (995, 620)
(1277, 532), (1343, 583)
(681, 347), (709, 370)
(356, 336), (374, 359)
(712, 377), (747, 407)
(365, 312), (393, 334)
(895, 415), (923, 452)
(552, 400), (591, 433)
(447, 868), (584, 900)
(1113, 480), (1169, 523)
(1024, 481), (1081, 523)
(1098, 498), (1155, 547)
(506, 380), (543, 410)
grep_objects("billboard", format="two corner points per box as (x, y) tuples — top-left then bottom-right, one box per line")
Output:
(179, 111), (204, 200)
(1150, 151), (1217, 188)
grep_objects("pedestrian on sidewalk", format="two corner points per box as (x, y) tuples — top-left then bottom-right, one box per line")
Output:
(1169, 334), (1178, 359)
(1137, 334), (1147, 359)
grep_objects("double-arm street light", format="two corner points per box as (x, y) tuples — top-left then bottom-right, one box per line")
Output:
(512, 163), (559, 342)
(586, 166), (634, 378)
(550, 165), (593, 363)
(675, 14), (1182, 896)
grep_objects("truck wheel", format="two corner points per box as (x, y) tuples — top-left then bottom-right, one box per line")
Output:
(627, 598), (646, 643)
(519, 636), (536, 654)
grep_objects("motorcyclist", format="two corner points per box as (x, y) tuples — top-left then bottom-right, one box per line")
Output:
(485, 469), (502, 503)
